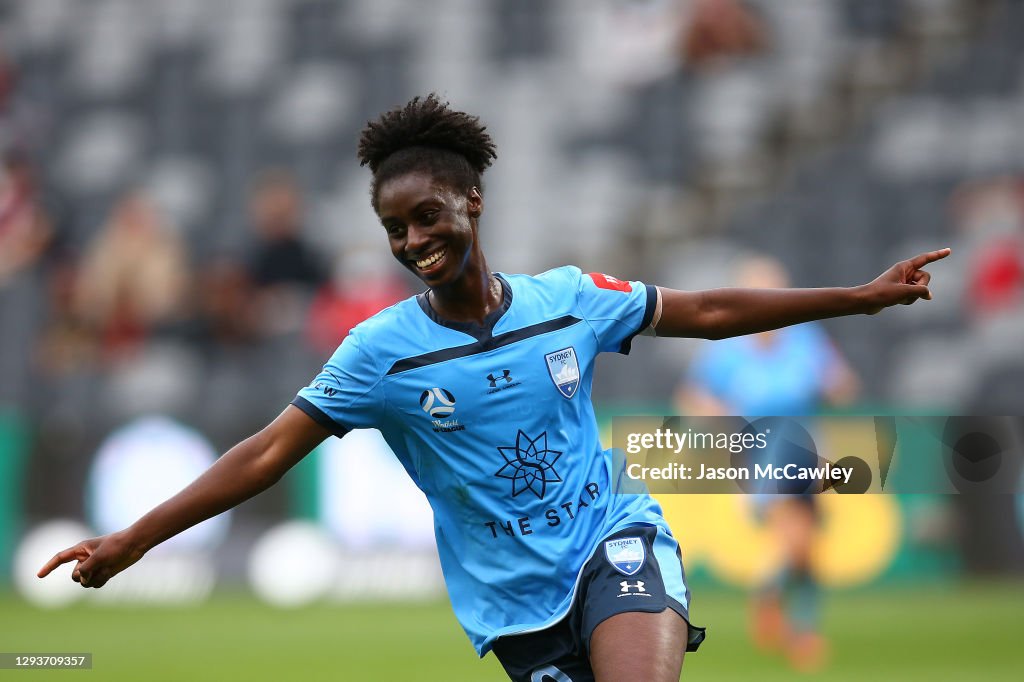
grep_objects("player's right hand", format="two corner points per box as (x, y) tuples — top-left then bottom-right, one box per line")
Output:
(37, 531), (146, 588)
(860, 247), (951, 314)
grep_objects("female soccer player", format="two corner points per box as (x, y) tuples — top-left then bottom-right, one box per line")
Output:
(39, 94), (950, 682)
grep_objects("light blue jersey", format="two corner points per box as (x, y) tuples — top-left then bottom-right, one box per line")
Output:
(293, 266), (679, 655)
(686, 322), (842, 416)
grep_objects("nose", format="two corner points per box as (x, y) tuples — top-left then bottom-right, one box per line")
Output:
(405, 223), (430, 254)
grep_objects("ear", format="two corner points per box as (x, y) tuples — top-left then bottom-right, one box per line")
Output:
(467, 187), (483, 219)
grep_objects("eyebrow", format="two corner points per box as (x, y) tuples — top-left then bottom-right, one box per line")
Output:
(413, 197), (442, 210)
(380, 196), (443, 222)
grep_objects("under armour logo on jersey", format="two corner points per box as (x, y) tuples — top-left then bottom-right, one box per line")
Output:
(620, 580), (646, 594)
(487, 370), (512, 387)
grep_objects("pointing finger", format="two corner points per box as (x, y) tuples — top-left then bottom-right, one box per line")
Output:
(38, 547), (85, 578)
(909, 248), (951, 269)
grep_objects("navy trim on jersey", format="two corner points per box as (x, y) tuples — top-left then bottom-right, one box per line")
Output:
(414, 273), (514, 341)
(290, 396), (350, 437)
(387, 314), (583, 376)
(617, 284), (659, 355)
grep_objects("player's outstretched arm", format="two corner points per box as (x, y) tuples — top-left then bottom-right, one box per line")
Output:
(37, 406), (331, 588)
(655, 248), (950, 340)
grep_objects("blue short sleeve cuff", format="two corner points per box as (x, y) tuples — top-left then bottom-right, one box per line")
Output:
(617, 284), (659, 355)
(290, 396), (350, 438)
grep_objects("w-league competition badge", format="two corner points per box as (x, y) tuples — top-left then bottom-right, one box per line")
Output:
(420, 387), (465, 433)
(545, 347), (580, 399)
(605, 537), (645, 576)
(419, 387), (456, 417)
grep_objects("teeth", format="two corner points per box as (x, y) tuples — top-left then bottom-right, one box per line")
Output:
(416, 249), (446, 269)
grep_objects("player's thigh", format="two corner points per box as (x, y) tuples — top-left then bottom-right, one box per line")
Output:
(589, 608), (688, 682)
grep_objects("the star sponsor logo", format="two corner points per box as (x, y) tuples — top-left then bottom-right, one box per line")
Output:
(494, 430), (563, 500)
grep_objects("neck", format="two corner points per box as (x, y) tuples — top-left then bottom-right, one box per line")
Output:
(428, 256), (502, 326)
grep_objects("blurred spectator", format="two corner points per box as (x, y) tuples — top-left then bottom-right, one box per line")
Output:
(674, 255), (858, 672)
(37, 260), (93, 376)
(0, 151), (84, 383)
(306, 248), (410, 355)
(680, 0), (766, 70)
(0, 150), (52, 287)
(73, 191), (189, 360)
(951, 176), (1024, 318)
(970, 241), (1023, 314)
(582, 0), (767, 88)
(244, 170), (326, 337)
(0, 48), (49, 154)
(195, 255), (257, 347)
(0, 150), (54, 405)
(0, 51), (14, 113)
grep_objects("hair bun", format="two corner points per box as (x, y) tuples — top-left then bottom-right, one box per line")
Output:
(358, 94), (497, 175)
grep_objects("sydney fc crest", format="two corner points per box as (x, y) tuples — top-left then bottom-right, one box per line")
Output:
(545, 347), (580, 399)
(605, 537), (646, 576)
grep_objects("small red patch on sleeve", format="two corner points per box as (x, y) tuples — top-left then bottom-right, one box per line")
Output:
(587, 272), (633, 293)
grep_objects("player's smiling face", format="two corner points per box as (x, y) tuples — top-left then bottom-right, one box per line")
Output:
(377, 171), (483, 288)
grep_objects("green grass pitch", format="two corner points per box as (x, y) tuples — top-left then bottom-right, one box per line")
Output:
(1, 583), (1021, 681)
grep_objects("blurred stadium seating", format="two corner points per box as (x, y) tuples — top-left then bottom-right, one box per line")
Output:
(2, 0), (1020, 430)
(0, 0), (1021, 618)
(1, 1), (1022, 678)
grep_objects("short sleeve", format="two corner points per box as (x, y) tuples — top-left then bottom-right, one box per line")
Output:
(575, 269), (658, 354)
(292, 330), (384, 437)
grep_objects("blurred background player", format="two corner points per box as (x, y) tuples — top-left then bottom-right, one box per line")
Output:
(675, 255), (859, 671)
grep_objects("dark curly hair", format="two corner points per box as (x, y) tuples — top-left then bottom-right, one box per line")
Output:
(357, 94), (497, 211)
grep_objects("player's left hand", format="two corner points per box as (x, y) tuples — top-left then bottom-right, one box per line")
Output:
(861, 248), (951, 314)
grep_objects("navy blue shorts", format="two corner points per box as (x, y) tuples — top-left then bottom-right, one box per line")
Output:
(491, 526), (706, 682)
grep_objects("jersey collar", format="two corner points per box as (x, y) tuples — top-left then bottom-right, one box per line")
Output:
(415, 273), (513, 342)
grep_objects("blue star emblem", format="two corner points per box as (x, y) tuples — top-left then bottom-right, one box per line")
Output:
(495, 430), (563, 499)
